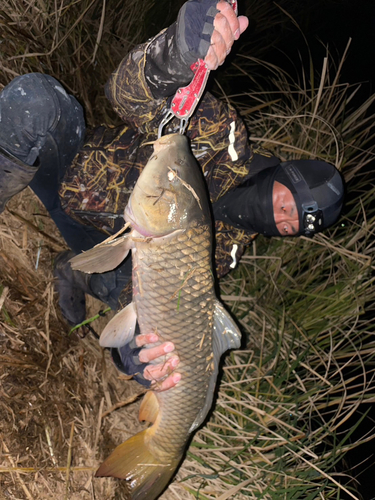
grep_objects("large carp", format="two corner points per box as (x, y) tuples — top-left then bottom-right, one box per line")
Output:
(70, 134), (241, 500)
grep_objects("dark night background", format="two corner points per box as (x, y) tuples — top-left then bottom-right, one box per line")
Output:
(269, 0), (375, 103)
(260, 3), (375, 499)
(258, 3), (375, 499)
(266, 2), (375, 499)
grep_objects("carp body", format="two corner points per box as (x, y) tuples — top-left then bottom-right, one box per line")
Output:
(70, 134), (241, 500)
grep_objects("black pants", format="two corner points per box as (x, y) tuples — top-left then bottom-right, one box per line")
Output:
(0, 73), (131, 308)
(0, 73), (107, 253)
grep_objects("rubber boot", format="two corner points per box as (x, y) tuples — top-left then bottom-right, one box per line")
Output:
(54, 250), (132, 326)
(54, 251), (93, 325)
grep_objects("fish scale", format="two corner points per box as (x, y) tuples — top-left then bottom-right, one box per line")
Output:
(133, 225), (215, 457)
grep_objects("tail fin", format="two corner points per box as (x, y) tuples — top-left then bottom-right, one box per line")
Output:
(95, 429), (182, 500)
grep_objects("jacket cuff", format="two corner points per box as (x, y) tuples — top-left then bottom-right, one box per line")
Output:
(145, 25), (193, 99)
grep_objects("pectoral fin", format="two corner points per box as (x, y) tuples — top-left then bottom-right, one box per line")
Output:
(190, 300), (241, 432)
(69, 235), (132, 274)
(99, 302), (137, 348)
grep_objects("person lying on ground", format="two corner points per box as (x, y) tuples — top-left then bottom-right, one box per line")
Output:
(0, 0), (344, 391)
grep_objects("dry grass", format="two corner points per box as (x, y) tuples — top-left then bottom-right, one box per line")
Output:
(1, 1), (375, 499)
(0, 0), (152, 126)
(0, 190), (149, 499)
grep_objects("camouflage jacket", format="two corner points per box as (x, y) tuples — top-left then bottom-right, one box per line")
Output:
(59, 37), (278, 279)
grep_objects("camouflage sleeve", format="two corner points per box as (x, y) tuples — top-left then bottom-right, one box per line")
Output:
(214, 221), (257, 279)
(188, 91), (256, 203)
(103, 33), (276, 279)
(105, 33), (277, 202)
(105, 36), (168, 135)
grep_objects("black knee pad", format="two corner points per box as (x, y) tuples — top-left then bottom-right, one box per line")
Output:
(0, 73), (86, 212)
(0, 73), (85, 167)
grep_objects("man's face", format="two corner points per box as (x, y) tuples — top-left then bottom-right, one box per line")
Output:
(272, 181), (299, 236)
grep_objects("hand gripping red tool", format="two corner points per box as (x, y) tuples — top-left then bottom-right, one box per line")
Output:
(158, 0), (238, 138)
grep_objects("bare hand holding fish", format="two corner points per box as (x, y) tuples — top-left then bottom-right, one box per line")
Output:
(70, 134), (241, 499)
(130, 334), (181, 392)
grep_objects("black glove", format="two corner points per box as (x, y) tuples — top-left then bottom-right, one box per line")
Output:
(111, 335), (151, 388)
(176, 0), (219, 67)
(145, 0), (219, 99)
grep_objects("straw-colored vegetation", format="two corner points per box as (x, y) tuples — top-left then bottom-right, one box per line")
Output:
(1, 0), (375, 499)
